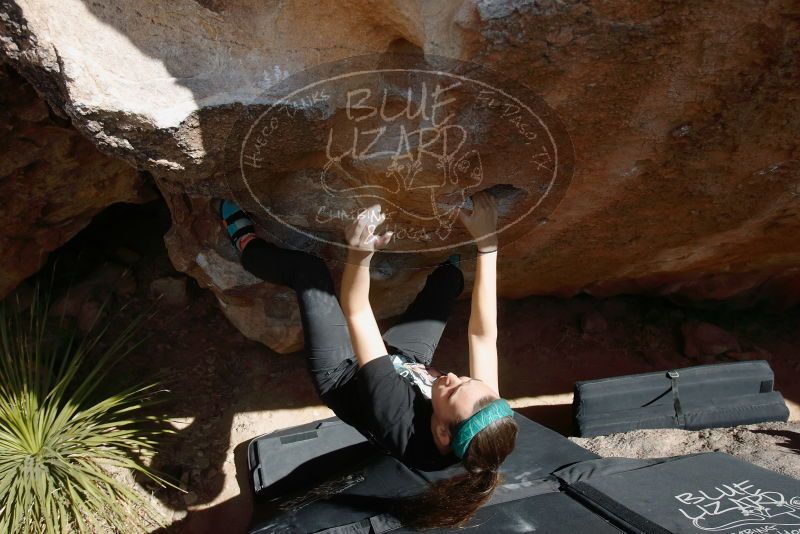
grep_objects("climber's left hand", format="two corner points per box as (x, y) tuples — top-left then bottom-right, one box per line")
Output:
(344, 203), (393, 255)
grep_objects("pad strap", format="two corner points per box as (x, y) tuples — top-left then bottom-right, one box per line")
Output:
(667, 370), (685, 428)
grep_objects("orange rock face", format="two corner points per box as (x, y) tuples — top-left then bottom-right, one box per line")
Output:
(0, 65), (151, 297)
(1, 1), (799, 352)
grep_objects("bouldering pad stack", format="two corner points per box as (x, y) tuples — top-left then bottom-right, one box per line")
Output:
(572, 360), (789, 438)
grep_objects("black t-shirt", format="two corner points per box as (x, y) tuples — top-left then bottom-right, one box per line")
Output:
(356, 355), (459, 471)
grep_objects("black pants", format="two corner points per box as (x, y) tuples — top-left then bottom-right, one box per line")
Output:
(240, 238), (464, 424)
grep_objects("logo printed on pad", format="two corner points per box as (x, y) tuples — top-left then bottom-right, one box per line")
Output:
(675, 480), (800, 532)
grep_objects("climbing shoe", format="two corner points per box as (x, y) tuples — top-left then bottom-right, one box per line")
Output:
(214, 198), (256, 252)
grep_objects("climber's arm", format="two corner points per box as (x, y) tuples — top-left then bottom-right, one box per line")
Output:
(468, 246), (499, 395)
(341, 250), (388, 368)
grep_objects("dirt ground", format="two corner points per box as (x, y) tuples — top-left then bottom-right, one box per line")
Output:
(571, 421), (800, 479)
(22, 200), (800, 534)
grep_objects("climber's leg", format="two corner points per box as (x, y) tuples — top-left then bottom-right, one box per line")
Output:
(381, 257), (464, 366)
(240, 238), (358, 403)
(213, 199), (358, 408)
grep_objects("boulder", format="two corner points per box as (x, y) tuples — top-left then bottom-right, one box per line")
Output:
(0, 64), (153, 298)
(150, 276), (190, 308)
(2, 0), (799, 353)
(681, 319), (741, 358)
(49, 262), (135, 315)
(580, 310), (608, 335)
(48, 261), (137, 332)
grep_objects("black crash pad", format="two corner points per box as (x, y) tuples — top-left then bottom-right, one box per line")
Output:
(573, 360), (789, 437)
(391, 491), (625, 533)
(247, 412), (599, 533)
(557, 452), (800, 534)
(246, 410), (799, 533)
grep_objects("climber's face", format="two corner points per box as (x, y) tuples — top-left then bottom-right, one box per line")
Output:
(431, 372), (499, 427)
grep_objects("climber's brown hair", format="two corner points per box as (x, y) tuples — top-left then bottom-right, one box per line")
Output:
(393, 395), (519, 529)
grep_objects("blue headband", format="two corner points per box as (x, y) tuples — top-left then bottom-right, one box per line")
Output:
(452, 399), (514, 459)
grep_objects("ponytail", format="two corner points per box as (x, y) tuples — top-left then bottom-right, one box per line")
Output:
(392, 396), (519, 530)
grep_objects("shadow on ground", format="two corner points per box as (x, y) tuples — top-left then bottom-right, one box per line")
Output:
(752, 429), (800, 455)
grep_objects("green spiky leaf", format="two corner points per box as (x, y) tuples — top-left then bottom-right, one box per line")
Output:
(0, 285), (174, 533)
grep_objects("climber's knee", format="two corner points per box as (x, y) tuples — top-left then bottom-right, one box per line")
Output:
(429, 262), (465, 299)
(293, 254), (333, 286)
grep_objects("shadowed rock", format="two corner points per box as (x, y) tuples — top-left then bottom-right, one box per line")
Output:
(2, 0), (799, 352)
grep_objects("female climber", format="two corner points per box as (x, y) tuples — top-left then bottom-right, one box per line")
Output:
(213, 190), (518, 529)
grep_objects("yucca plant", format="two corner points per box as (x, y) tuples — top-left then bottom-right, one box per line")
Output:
(0, 285), (173, 533)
